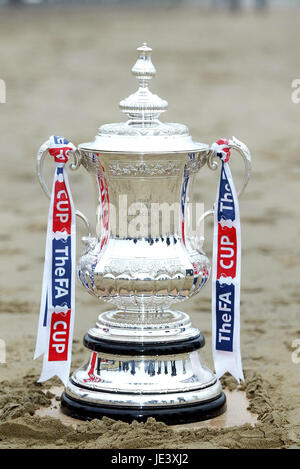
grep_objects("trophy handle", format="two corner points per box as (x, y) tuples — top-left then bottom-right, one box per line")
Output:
(36, 138), (91, 237)
(200, 136), (252, 223)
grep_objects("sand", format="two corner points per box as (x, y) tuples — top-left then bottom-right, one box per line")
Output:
(0, 5), (299, 449)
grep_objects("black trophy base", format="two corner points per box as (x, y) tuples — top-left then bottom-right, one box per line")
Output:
(61, 391), (226, 425)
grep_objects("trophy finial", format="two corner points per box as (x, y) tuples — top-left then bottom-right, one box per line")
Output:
(119, 43), (168, 122)
(131, 43), (156, 87)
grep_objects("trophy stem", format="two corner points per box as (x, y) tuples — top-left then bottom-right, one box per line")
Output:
(89, 309), (201, 343)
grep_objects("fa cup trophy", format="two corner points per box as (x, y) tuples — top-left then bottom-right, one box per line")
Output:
(35, 44), (251, 424)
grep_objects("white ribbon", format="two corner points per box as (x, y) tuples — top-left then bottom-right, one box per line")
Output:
(34, 136), (76, 385)
(211, 139), (244, 383)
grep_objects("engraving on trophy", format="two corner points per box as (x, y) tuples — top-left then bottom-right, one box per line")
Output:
(98, 121), (189, 137)
(107, 161), (180, 177)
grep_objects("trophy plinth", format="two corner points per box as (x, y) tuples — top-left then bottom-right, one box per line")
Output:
(63, 316), (225, 424)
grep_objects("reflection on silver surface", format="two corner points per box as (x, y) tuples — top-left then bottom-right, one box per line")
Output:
(68, 350), (221, 408)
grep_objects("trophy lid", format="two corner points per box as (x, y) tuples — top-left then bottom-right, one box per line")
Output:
(79, 44), (207, 154)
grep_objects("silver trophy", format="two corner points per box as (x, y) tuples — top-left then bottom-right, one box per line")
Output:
(37, 44), (251, 424)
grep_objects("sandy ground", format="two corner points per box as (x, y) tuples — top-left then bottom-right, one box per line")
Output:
(0, 5), (299, 449)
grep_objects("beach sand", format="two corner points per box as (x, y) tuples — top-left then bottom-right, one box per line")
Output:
(0, 5), (299, 448)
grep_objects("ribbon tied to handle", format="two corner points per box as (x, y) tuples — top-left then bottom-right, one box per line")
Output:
(34, 136), (76, 385)
(211, 138), (244, 383)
